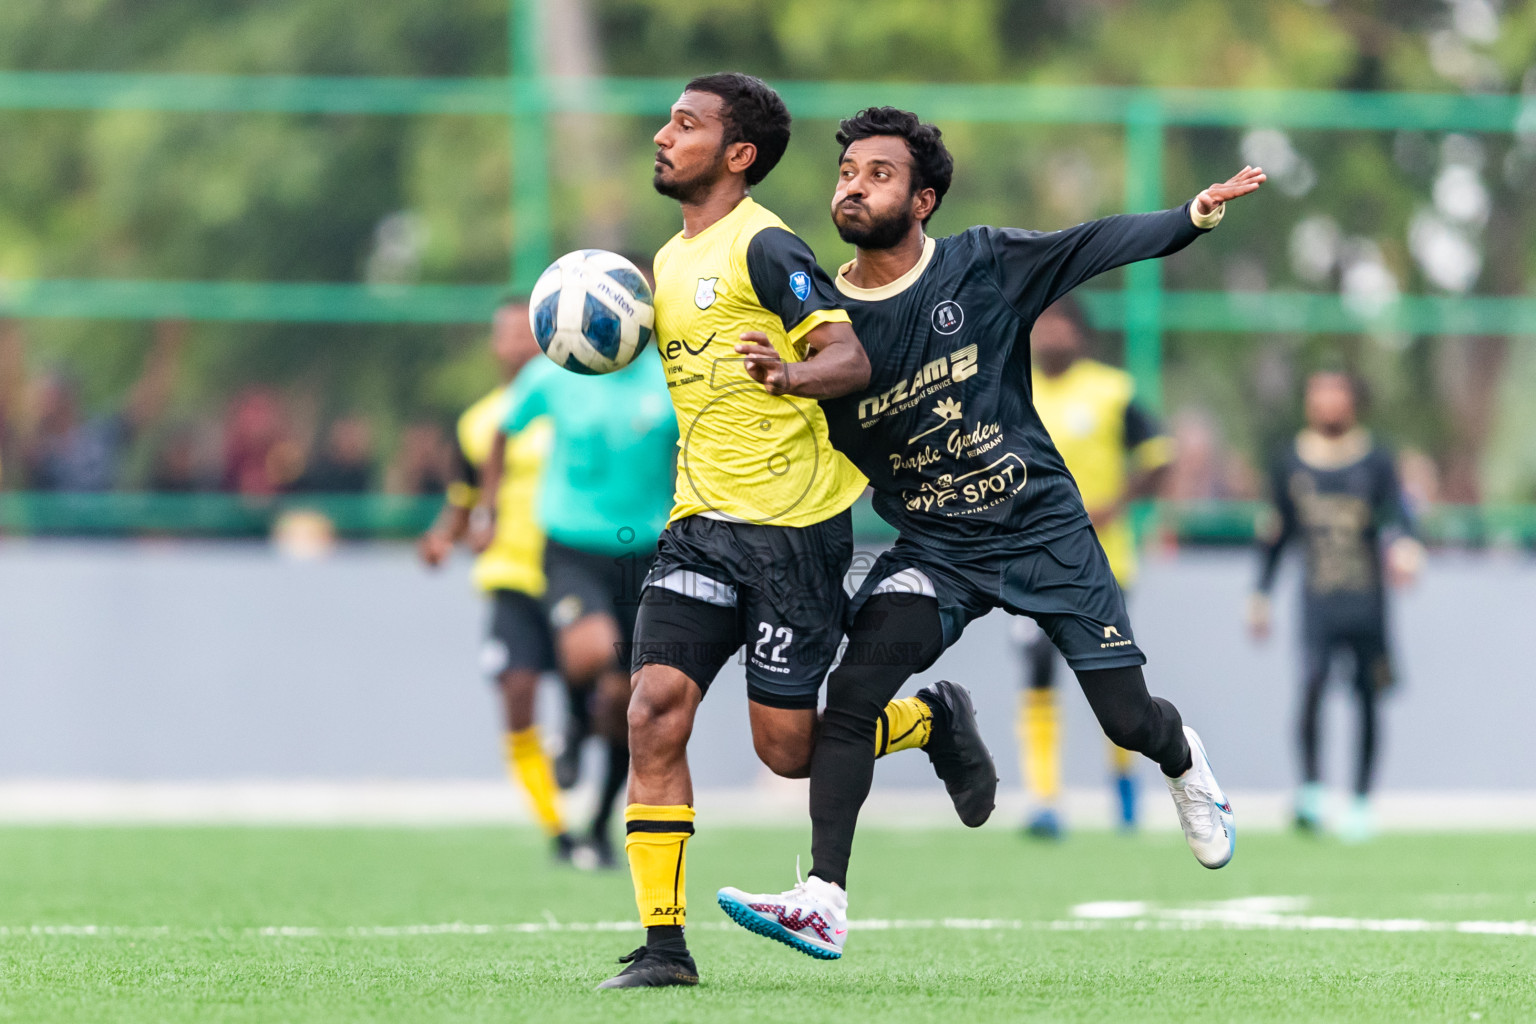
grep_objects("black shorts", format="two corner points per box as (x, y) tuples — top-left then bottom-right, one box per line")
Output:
(850, 524), (1145, 674)
(482, 588), (556, 677)
(1303, 603), (1394, 691)
(631, 511), (853, 709)
(542, 539), (655, 661)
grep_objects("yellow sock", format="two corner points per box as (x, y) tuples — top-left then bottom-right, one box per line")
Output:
(1019, 689), (1061, 803)
(1109, 742), (1135, 776)
(506, 728), (566, 837)
(624, 803), (695, 927)
(875, 695), (933, 757)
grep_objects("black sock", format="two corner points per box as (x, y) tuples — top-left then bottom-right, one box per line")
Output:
(808, 594), (945, 891)
(1075, 666), (1191, 778)
(1162, 741), (1194, 779)
(564, 686), (591, 745)
(645, 924), (687, 956)
(590, 738), (629, 841)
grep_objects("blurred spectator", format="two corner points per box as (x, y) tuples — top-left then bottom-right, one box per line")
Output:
(0, 321), (24, 488)
(1163, 408), (1260, 501)
(222, 389), (304, 496)
(292, 415), (376, 493)
(19, 321), (185, 492)
(385, 420), (453, 495)
(148, 422), (217, 493)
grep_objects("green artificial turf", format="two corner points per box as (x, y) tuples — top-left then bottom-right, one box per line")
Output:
(0, 825), (1532, 1022)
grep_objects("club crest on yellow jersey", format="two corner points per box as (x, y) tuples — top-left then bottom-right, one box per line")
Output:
(649, 197), (867, 527)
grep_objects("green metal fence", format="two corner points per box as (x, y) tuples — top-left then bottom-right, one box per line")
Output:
(3, 0), (1535, 541)
(6, 492), (1536, 548)
(0, 0), (1533, 412)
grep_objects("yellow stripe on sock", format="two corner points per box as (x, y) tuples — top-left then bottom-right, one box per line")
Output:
(1019, 689), (1061, 803)
(876, 695), (933, 756)
(624, 803), (695, 928)
(507, 728), (565, 837)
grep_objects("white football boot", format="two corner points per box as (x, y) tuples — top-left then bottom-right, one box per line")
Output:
(717, 872), (848, 960)
(1165, 726), (1235, 869)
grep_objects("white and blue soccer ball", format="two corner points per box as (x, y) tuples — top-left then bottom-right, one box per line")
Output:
(529, 249), (654, 374)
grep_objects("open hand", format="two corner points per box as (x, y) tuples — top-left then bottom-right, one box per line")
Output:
(1386, 536), (1425, 589)
(1195, 165), (1266, 217)
(1246, 592), (1272, 642)
(736, 332), (794, 396)
(418, 530), (453, 568)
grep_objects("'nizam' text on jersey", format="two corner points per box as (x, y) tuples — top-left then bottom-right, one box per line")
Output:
(821, 206), (1210, 554)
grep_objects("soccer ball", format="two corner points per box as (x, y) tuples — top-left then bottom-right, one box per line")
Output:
(529, 249), (654, 374)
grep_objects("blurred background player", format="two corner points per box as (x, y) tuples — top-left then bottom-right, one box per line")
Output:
(418, 297), (578, 861)
(1018, 296), (1175, 837)
(1248, 370), (1422, 842)
(474, 315), (679, 870)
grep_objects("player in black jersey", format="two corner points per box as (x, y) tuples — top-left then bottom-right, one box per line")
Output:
(717, 107), (1263, 957)
(1248, 370), (1421, 842)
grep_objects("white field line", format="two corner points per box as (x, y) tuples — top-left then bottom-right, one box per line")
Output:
(5, 909), (1536, 940)
(6, 783), (1536, 829)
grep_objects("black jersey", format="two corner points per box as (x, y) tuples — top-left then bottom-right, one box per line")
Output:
(821, 204), (1208, 555)
(1256, 429), (1413, 627)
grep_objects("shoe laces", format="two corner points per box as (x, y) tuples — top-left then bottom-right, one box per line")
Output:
(616, 946), (650, 965)
(1174, 772), (1217, 837)
(787, 855), (814, 900)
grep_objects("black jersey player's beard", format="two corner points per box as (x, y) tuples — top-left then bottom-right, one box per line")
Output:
(834, 204), (914, 251)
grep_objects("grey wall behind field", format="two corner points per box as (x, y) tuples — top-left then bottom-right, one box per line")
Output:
(0, 541), (1530, 790)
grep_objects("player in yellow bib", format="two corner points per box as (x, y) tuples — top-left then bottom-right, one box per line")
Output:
(1018, 296), (1175, 837)
(602, 73), (993, 991)
(418, 299), (580, 862)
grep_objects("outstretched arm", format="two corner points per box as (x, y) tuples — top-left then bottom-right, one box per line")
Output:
(735, 321), (871, 399)
(997, 166), (1266, 317)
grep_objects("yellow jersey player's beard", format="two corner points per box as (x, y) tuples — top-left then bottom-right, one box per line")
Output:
(653, 156), (728, 204)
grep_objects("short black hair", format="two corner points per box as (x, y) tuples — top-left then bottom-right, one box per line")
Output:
(684, 72), (791, 187)
(835, 106), (954, 223)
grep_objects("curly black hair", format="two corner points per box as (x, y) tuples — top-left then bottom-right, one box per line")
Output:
(835, 106), (954, 223)
(685, 72), (792, 187)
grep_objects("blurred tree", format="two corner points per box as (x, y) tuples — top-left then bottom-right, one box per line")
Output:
(0, 0), (1530, 497)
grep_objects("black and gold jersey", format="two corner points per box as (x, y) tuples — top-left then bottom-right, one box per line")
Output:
(821, 204), (1215, 556)
(653, 197), (867, 527)
(1257, 428), (1412, 604)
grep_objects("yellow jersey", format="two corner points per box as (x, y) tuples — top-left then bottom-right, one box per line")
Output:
(449, 386), (551, 596)
(653, 197), (867, 527)
(1031, 358), (1173, 586)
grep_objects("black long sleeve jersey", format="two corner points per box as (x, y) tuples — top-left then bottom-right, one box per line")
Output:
(1256, 429), (1414, 626)
(820, 203), (1208, 556)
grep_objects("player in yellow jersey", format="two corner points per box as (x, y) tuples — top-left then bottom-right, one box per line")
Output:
(418, 297), (579, 862)
(601, 73), (994, 990)
(1018, 296), (1175, 837)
